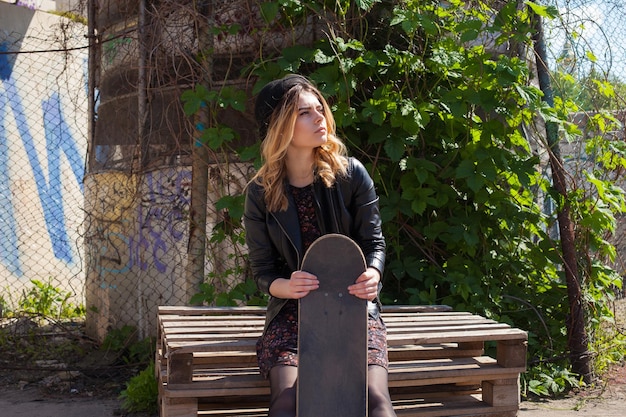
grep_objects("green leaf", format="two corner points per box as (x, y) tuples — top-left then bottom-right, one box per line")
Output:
(354, 0), (380, 11)
(585, 50), (597, 63)
(220, 88), (247, 112)
(216, 194), (245, 221)
(456, 159), (475, 179)
(525, 1), (559, 19)
(181, 89), (203, 116)
(383, 136), (405, 162)
(238, 142), (261, 163)
(260, 2), (279, 23)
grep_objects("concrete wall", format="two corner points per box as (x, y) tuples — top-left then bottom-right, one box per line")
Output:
(83, 164), (251, 340)
(0, 3), (88, 307)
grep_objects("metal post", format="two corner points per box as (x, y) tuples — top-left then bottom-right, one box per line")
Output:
(185, 0), (213, 304)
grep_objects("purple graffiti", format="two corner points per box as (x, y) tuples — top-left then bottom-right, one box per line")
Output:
(93, 169), (192, 276)
(137, 170), (191, 273)
(16, 1), (37, 11)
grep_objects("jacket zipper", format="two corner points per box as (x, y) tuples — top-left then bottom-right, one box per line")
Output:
(269, 211), (302, 269)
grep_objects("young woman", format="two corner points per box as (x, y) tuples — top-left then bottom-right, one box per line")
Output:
(243, 74), (396, 417)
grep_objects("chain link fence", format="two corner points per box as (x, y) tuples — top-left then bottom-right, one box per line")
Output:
(1, 0), (625, 344)
(0, 1), (89, 319)
(543, 0), (626, 284)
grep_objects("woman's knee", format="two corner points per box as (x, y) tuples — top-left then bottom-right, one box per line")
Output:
(268, 392), (296, 417)
(268, 366), (297, 417)
(368, 365), (396, 416)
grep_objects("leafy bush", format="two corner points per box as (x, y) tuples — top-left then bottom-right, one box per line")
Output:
(120, 362), (158, 414)
(184, 0), (626, 393)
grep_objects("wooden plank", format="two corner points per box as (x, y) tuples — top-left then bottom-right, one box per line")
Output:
(161, 316), (266, 324)
(482, 378), (520, 407)
(160, 321), (262, 329)
(497, 339), (528, 368)
(159, 304), (453, 315)
(384, 317), (495, 325)
(383, 305), (453, 313)
(165, 341), (258, 358)
(387, 323), (513, 335)
(387, 344), (484, 360)
(387, 328), (527, 345)
(166, 344), (482, 367)
(162, 325), (519, 345)
(162, 356), (523, 396)
(163, 321), (502, 335)
(382, 312), (475, 319)
(168, 393), (519, 417)
(161, 326), (261, 337)
(161, 397), (198, 417)
(163, 331), (262, 339)
(388, 356), (525, 387)
(392, 394), (519, 417)
(158, 306), (267, 315)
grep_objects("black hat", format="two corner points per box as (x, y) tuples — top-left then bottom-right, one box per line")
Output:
(255, 74), (312, 139)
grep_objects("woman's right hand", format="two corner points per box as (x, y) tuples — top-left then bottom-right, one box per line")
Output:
(269, 271), (319, 299)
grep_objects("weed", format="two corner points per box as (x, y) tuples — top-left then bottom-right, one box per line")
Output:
(13, 278), (84, 320)
(102, 325), (155, 365)
(522, 363), (585, 397)
(119, 362), (158, 414)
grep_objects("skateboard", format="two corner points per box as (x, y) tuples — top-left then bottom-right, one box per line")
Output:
(297, 233), (368, 417)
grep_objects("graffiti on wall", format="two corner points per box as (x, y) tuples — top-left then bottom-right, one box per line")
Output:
(84, 168), (192, 339)
(138, 169), (191, 274)
(86, 169), (191, 281)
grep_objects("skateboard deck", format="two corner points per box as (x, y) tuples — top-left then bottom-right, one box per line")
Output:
(297, 233), (368, 417)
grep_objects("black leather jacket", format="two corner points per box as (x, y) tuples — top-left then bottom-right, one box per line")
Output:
(244, 157), (386, 331)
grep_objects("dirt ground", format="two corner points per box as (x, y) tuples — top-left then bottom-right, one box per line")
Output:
(0, 378), (625, 417)
(520, 363), (626, 416)
(0, 363), (625, 416)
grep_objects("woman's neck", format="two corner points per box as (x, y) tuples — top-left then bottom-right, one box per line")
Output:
(286, 151), (315, 187)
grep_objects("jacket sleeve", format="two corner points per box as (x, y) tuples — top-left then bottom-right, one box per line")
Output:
(345, 158), (386, 276)
(243, 182), (281, 295)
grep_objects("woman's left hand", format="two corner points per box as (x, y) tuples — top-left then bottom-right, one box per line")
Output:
(348, 267), (380, 301)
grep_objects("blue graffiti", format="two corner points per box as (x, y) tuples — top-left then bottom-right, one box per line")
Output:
(0, 41), (86, 272)
(42, 93), (85, 261)
(0, 42), (14, 80)
(0, 86), (23, 276)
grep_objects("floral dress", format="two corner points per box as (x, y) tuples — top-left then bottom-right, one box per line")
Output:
(255, 183), (388, 378)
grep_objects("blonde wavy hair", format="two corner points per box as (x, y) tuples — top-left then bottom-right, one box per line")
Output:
(252, 80), (348, 212)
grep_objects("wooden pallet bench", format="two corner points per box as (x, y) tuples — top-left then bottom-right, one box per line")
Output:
(156, 305), (527, 417)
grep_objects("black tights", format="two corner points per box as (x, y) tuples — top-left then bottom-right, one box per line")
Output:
(268, 365), (397, 417)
